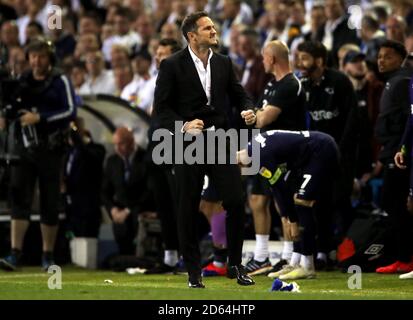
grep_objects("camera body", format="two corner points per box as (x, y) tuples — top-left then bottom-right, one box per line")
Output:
(0, 70), (39, 150)
(0, 68), (23, 165)
(0, 70), (24, 120)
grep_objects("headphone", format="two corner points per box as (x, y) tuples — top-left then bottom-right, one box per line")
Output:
(25, 37), (57, 66)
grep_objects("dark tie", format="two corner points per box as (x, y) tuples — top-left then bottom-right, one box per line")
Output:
(124, 158), (131, 183)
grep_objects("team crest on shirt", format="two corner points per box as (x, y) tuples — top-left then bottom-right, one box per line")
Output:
(325, 87), (334, 95)
(259, 167), (272, 179)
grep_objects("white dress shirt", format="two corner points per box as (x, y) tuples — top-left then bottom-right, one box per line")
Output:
(78, 70), (117, 96)
(17, 1), (52, 45)
(188, 45), (213, 105)
(102, 31), (142, 62)
(120, 75), (156, 112)
(181, 46), (215, 133)
(322, 16), (346, 51)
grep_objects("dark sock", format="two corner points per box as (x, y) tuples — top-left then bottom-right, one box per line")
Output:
(213, 247), (228, 264)
(11, 248), (22, 258)
(295, 205), (316, 256)
(42, 251), (54, 260)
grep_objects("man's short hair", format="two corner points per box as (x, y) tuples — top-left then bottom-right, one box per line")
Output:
(240, 28), (259, 40)
(228, 0), (241, 5)
(373, 5), (389, 22)
(114, 6), (133, 21)
(380, 40), (407, 60)
(240, 28), (260, 50)
(297, 41), (328, 65)
(25, 37), (54, 56)
(362, 15), (379, 31)
(27, 21), (44, 33)
(181, 11), (209, 42)
(81, 11), (103, 26)
(159, 38), (182, 54)
(25, 37), (56, 65)
(72, 59), (86, 70)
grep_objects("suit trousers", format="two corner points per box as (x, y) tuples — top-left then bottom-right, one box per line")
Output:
(148, 163), (179, 251)
(381, 163), (413, 262)
(174, 160), (245, 277)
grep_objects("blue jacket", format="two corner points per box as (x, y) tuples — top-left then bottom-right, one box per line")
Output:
(18, 68), (77, 136)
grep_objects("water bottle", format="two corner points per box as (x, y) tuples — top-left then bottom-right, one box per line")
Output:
(270, 278), (300, 293)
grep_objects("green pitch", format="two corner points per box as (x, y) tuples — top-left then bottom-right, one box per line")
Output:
(0, 266), (412, 300)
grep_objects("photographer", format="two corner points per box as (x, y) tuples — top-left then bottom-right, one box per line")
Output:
(0, 38), (77, 271)
(64, 118), (105, 238)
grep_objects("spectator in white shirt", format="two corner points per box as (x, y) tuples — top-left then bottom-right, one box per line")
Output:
(166, 0), (188, 27)
(160, 22), (182, 43)
(123, 0), (145, 18)
(134, 14), (155, 56)
(220, 0), (253, 49)
(188, 0), (208, 13)
(16, 0), (50, 45)
(110, 44), (131, 69)
(79, 50), (117, 95)
(101, 23), (116, 43)
(78, 11), (102, 36)
(263, 2), (290, 46)
(1, 20), (20, 54)
(113, 63), (134, 97)
(120, 49), (155, 113)
(74, 33), (100, 60)
(70, 60), (87, 94)
(102, 7), (142, 62)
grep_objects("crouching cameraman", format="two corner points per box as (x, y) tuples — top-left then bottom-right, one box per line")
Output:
(0, 38), (77, 271)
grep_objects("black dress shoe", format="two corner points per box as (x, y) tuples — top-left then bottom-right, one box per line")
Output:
(144, 263), (176, 274)
(227, 265), (255, 286)
(188, 276), (205, 288)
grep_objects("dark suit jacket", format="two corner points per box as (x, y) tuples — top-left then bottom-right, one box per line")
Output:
(102, 148), (152, 216)
(316, 15), (360, 68)
(153, 47), (253, 132)
(64, 141), (106, 208)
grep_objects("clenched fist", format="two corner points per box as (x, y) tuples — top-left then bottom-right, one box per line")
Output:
(183, 119), (204, 135)
(241, 109), (257, 126)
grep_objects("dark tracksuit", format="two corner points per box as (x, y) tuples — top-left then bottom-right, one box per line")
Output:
(248, 130), (339, 256)
(9, 69), (77, 225)
(375, 67), (413, 262)
(302, 68), (360, 247)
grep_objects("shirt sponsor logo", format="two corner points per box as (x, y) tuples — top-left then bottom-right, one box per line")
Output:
(309, 109), (339, 121)
(259, 167), (272, 179)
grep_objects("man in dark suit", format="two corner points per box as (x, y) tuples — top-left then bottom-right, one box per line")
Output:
(316, 0), (360, 68)
(102, 127), (152, 255)
(64, 118), (106, 238)
(153, 11), (255, 288)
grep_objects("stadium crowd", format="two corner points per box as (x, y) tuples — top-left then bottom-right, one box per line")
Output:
(1, 0), (413, 286)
